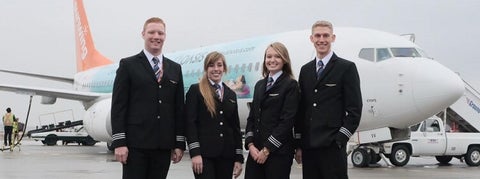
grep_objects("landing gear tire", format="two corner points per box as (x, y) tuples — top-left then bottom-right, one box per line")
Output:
(390, 145), (410, 166)
(465, 147), (480, 166)
(351, 148), (371, 167)
(435, 156), (453, 165)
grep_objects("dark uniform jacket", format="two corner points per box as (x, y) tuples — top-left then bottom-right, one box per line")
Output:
(245, 73), (300, 154)
(111, 51), (185, 150)
(185, 83), (244, 163)
(294, 53), (362, 149)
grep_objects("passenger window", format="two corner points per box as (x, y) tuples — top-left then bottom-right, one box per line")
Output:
(359, 48), (374, 62)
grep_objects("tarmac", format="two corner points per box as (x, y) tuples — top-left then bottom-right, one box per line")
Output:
(1, 139), (479, 179)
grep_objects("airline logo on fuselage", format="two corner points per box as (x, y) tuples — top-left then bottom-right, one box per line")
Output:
(74, 0), (88, 61)
(466, 97), (480, 114)
(175, 47), (255, 65)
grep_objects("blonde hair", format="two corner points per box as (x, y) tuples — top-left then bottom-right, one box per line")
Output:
(143, 17), (166, 32)
(262, 42), (294, 79)
(199, 51), (228, 117)
(311, 20), (333, 33)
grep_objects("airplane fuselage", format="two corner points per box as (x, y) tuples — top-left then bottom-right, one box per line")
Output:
(74, 29), (464, 143)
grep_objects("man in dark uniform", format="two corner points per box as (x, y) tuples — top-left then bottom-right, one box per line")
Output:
(294, 20), (362, 179)
(111, 17), (185, 179)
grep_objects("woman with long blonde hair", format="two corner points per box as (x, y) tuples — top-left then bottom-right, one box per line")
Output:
(185, 51), (244, 178)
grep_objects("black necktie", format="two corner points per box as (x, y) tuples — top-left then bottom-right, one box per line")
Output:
(266, 77), (274, 91)
(316, 60), (324, 80)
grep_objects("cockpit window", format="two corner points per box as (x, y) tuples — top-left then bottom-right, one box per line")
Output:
(359, 48), (374, 62)
(391, 48), (421, 58)
(376, 48), (391, 62)
(359, 47), (425, 62)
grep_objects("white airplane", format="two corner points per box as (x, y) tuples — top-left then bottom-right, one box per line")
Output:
(0, 0), (464, 152)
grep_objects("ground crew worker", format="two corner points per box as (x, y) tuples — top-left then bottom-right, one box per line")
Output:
(3, 107), (15, 149)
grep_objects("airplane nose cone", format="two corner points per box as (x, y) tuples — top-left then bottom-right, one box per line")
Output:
(412, 59), (464, 116)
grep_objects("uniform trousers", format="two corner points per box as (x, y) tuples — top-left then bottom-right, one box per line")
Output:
(245, 153), (293, 179)
(193, 157), (234, 179)
(302, 142), (348, 179)
(122, 148), (171, 179)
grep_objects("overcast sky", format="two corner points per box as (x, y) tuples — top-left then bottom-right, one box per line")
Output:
(1, 0), (479, 129)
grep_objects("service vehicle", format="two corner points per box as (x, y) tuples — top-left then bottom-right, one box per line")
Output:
(351, 116), (480, 167)
(30, 126), (97, 146)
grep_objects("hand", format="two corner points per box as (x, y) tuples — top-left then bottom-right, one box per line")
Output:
(255, 147), (269, 164)
(114, 146), (129, 164)
(191, 155), (203, 174)
(248, 144), (260, 161)
(233, 162), (243, 178)
(171, 148), (184, 163)
(294, 148), (302, 164)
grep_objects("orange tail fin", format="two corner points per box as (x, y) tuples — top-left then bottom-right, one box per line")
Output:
(73, 0), (112, 72)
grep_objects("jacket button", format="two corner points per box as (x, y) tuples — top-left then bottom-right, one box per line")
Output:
(220, 133), (223, 137)
(220, 122), (223, 125)
(159, 85), (162, 88)
(219, 111), (223, 114)
(159, 100), (162, 104)
(313, 103), (317, 107)
(314, 89), (318, 93)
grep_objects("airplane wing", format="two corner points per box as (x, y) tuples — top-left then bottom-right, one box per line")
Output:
(0, 69), (74, 84)
(0, 83), (107, 102)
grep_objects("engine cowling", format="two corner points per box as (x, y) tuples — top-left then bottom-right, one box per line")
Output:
(83, 98), (112, 143)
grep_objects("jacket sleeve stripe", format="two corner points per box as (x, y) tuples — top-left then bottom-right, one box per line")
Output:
(339, 127), (352, 138)
(188, 142), (200, 150)
(268, 135), (282, 148)
(112, 133), (126, 141)
(176, 135), (186, 142)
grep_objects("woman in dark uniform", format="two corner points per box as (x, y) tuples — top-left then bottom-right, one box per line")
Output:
(244, 42), (300, 179)
(185, 51), (244, 179)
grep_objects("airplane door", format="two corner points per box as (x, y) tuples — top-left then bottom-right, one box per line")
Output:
(411, 119), (447, 155)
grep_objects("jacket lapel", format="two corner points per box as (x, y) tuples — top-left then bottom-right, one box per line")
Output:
(136, 51), (159, 82)
(160, 56), (170, 84)
(315, 53), (338, 85)
(257, 78), (267, 102)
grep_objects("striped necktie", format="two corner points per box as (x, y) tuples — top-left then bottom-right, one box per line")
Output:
(152, 57), (163, 82)
(266, 77), (274, 91)
(214, 83), (222, 101)
(316, 60), (324, 80)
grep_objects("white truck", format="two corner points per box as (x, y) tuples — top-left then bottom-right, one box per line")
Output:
(378, 116), (480, 167)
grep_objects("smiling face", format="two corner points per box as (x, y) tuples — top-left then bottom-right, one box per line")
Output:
(206, 58), (225, 83)
(310, 26), (336, 58)
(142, 22), (166, 56)
(264, 46), (285, 76)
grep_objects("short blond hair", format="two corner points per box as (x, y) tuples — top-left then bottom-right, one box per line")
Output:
(143, 17), (166, 32)
(311, 20), (333, 33)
